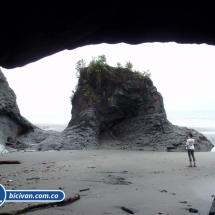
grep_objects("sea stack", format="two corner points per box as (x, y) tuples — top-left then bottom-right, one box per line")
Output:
(4, 65), (213, 152)
(66, 66), (213, 151)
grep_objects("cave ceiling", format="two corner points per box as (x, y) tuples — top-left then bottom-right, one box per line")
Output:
(1, 1), (215, 69)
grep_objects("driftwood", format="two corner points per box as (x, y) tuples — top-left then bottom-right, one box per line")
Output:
(0, 194), (80, 215)
(26, 177), (40, 180)
(121, 206), (134, 214)
(0, 160), (21, 164)
(79, 188), (90, 192)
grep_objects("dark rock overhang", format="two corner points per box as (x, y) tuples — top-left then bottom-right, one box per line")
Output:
(0, 1), (215, 69)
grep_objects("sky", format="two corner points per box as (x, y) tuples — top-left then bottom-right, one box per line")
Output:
(1, 42), (215, 123)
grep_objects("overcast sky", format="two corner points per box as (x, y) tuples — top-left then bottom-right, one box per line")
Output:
(1, 42), (215, 122)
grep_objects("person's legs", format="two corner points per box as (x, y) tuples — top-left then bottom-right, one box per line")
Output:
(191, 150), (196, 166)
(187, 149), (193, 166)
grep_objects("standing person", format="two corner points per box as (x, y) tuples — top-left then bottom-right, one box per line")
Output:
(185, 133), (196, 167)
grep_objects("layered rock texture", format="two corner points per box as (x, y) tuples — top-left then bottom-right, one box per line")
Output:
(1, 2), (215, 68)
(16, 67), (213, 152)
(0, 69), (34, 151)
(66, 67), (213, 151)
(1, 68), (213, 152)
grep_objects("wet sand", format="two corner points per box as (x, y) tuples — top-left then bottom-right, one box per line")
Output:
(0, 150), (215, 215)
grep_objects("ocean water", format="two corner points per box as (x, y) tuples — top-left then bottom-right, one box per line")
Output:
(23, 111), (215, 136)
(167, 110), (215, 151)
(23, 113), (71, 125)
(24, 111), (215, 130)
(167, 110), (215, 131)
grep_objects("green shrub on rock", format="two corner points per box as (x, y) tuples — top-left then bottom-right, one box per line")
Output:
(87, 55), (107, 76)
(143, 70), (151, 78)
(75, 59), (86, 78)
(125, 61), (133, 70)
(71, 55), (151, 104)
(84, 88), (100, 104)
(86, 55), (108, 91)
(117, 62), (123, 68)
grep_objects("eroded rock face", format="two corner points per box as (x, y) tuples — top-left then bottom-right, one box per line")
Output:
(8, 67), (213, 152)
(0, 69), (34, 151)
(4, 66), (213, 151)
(62, 67), (212, 152)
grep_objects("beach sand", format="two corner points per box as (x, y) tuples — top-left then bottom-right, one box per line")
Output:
(1, 150), (215, 215)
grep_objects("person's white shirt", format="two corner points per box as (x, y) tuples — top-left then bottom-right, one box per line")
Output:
(186, 138), (195, 150)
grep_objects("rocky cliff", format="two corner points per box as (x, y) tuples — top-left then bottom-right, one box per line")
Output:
(3, 67), (213, 152)
(0, 69), (34, 152)
(20, 66), (212, 152)
(65, 67), (213, 151)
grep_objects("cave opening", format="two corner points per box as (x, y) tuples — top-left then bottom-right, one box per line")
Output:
(1, 42), (215, 138)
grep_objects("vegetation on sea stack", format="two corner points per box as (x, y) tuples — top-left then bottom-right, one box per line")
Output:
(70, 55), (151, 103)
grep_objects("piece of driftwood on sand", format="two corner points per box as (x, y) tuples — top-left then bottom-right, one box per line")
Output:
(0, 194), (80, 215)
(0, 160), (21, 164)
